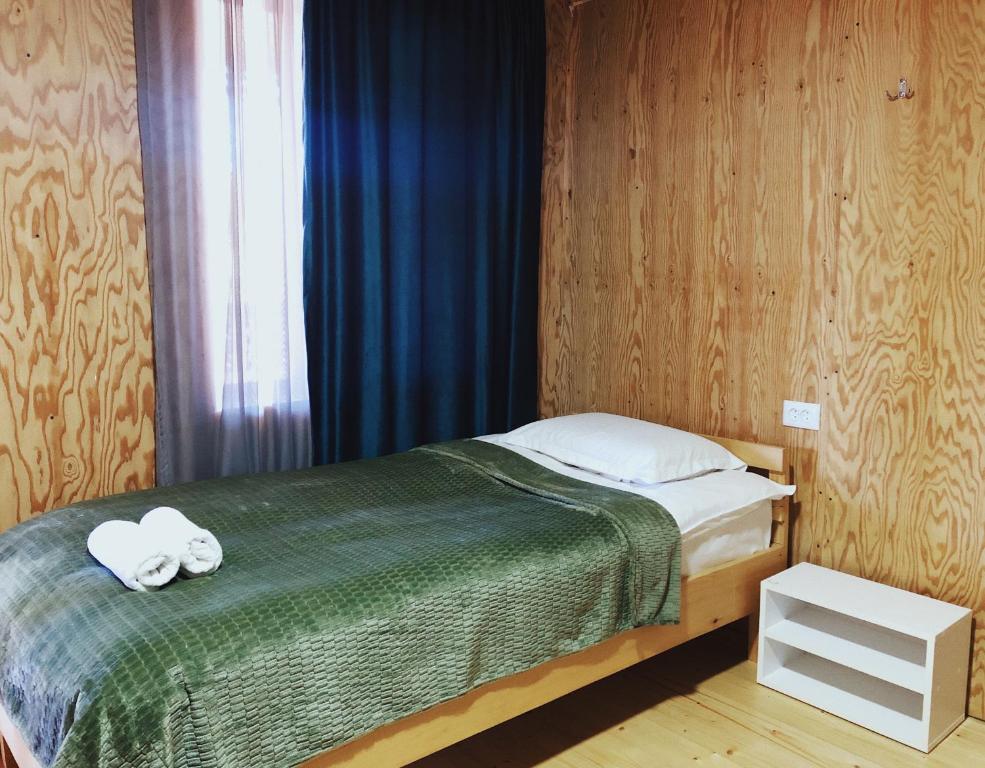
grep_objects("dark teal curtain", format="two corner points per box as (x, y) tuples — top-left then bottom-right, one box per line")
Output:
(302, 0), (545, 464)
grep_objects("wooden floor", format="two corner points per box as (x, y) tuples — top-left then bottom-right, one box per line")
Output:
(412, 623), (985, 768)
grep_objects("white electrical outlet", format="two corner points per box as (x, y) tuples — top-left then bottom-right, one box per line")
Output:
(782, 399), (821, 431)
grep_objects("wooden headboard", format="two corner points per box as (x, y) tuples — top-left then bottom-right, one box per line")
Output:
(701, 434), (785, 481)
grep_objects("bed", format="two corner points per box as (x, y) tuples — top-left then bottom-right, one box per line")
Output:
(0, 425), (790, 768)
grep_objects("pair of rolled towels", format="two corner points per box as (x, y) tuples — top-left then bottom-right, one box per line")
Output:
(87, 507), (223, 591)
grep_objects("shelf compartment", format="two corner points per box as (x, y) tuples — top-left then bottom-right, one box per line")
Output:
(764, 601), (927, 693)
(761, 640), (925, 747)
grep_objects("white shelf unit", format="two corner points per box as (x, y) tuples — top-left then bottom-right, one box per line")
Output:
(757, 563), (972, 752)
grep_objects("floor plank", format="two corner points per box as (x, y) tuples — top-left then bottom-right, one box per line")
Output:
(412, 624), (985, 768)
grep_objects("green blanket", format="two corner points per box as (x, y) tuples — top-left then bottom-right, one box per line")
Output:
(0, 440), (680, 768)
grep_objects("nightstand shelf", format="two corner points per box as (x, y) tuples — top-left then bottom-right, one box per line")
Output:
(757, 563), (971, 752)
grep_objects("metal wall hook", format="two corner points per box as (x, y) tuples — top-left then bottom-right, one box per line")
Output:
(886, 77), (914, 101)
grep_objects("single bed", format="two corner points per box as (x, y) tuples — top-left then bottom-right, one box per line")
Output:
(0, 431), (789, 768)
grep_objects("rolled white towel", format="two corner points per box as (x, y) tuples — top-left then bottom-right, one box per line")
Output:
(140, 507), (223, 577)
(87, 520), (180, 591)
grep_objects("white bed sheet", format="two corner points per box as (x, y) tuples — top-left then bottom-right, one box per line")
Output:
(477, 436), (773, 576)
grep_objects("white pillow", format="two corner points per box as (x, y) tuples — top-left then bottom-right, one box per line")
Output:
(498, 413), (746, 484)
(639, 469), (794, 534)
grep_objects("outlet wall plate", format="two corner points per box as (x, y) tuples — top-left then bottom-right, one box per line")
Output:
(782, 399), (821, 431)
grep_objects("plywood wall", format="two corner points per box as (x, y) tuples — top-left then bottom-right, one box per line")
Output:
(0, 0), (155, 532)
(540, 0), (985, 717)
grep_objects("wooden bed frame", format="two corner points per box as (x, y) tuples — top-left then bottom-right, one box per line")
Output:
(0, 435), (789, 768)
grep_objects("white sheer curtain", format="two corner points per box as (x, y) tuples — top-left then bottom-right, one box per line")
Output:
(135, 0), (311, 484)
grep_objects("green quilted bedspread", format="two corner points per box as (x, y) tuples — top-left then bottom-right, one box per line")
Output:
(0, 440), (680, 768)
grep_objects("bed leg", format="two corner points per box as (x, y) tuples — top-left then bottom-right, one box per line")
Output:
(747, 611), (760, 662)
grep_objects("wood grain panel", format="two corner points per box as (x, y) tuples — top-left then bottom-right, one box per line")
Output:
(0, 0), (155, 532)
(540, 0), (985, 718)
(821, 0), (985, 718)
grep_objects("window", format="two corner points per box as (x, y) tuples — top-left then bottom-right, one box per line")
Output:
(195, 0), (307, 415)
